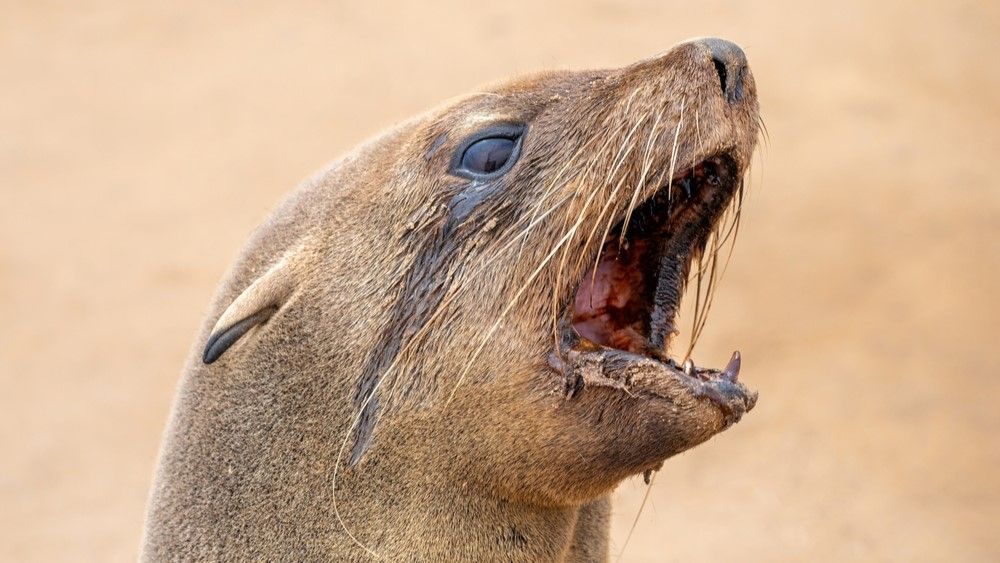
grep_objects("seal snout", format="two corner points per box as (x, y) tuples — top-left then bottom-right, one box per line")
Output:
(701, 37), (748, 103)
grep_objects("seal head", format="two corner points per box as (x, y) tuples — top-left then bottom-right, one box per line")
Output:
(144, 37), (761, 561)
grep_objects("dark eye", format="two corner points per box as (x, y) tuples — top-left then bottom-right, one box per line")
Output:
(461, 137), (515, 174)
(451, 124), (525, 179)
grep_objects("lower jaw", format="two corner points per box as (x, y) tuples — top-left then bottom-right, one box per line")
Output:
(546, 338), (757, 430)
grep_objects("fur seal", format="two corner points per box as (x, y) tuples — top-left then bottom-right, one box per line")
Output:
(142, 37), (760, 561)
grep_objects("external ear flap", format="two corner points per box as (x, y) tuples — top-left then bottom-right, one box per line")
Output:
(202, 307), (277, 364)
(202, 251), (300, 364)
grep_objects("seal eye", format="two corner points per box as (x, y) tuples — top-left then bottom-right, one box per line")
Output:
(451, 124), (525, 179)
(461, 137), (515, 174)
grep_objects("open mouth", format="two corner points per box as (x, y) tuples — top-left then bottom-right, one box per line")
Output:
(569, 154), (740, 361)
(550, 152), (756, 423)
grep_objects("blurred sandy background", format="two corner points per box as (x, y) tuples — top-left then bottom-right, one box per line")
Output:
(2, 1), (998, 561)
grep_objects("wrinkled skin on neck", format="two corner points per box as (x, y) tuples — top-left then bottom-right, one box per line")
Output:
(143, 38), (760, 561)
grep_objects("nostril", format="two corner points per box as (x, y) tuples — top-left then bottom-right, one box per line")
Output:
(712, 57), (728, 96)
(701, 37), (748, 103)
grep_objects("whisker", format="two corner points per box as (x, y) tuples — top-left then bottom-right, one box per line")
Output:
(615, 470), (659, 562)
(689, 227), (720, 355)
(617, 107), (666, 245)
(684, 249), (705, 362)
(515, 137), (603, 264)
(549, 111), (647, 345)
(663, 97), (687, 204)
(757, 114), (771, 150)
(382, 191), (576, 404)
(570, 113), (658, 303)
(446, 215), (590, 406)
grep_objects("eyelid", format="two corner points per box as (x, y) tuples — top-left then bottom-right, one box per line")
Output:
(449, 123), (526, 180)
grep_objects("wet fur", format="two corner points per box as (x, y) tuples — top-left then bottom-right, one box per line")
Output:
(142, 39), (759, 561)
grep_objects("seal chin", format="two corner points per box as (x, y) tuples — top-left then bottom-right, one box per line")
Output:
(554, 151), (757, 420)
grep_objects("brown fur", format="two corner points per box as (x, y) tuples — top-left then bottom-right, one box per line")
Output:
(142, 38), (760, 561)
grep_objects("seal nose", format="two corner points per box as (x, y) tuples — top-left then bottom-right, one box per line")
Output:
(702, 38), (747, 103)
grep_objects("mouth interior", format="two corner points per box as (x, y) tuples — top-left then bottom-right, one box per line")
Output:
(570, 156), (738, 358)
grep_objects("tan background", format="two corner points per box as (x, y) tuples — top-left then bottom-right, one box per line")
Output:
(2, 1), (998, 561)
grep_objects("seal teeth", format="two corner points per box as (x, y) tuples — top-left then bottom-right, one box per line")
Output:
(682, 358), (695, 375)
(722, 350), (741, 382)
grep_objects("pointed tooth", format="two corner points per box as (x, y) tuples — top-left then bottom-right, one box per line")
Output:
(683, 358), (694, 375)
(722, 350), (741, 382)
